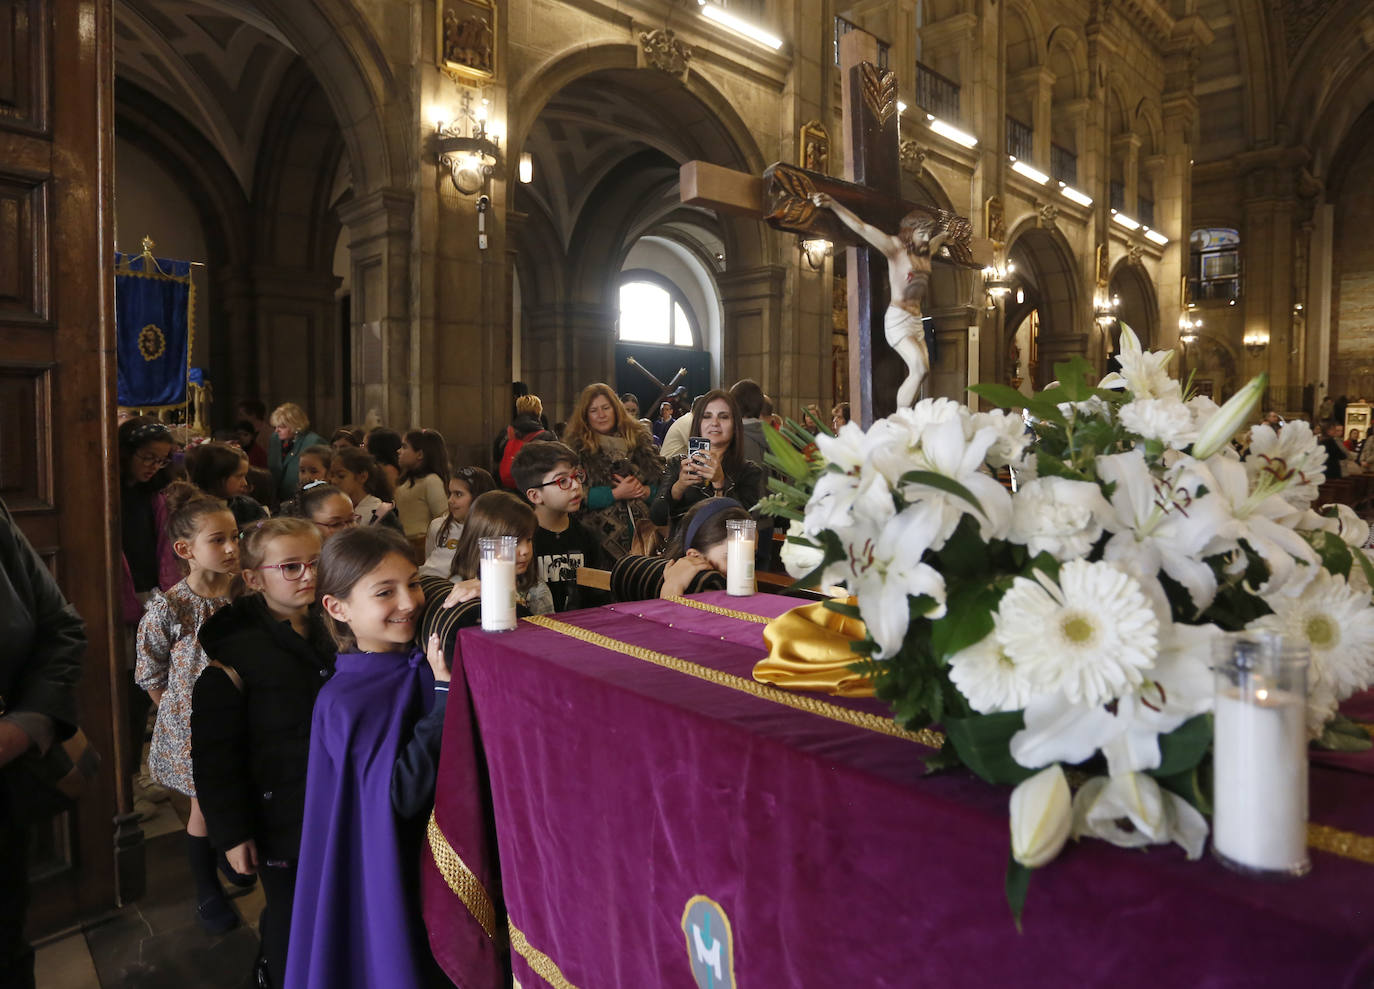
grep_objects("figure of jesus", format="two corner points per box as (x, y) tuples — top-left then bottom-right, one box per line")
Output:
(811, 193), (948, 408)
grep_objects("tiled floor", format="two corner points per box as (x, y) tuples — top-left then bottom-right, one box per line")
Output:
(34, 797), (265, 989)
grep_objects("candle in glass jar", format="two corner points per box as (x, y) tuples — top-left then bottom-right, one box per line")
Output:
(479, 536), (517, 632)
(726, 518), (756, 597)
(1212, 685), (1308, 872)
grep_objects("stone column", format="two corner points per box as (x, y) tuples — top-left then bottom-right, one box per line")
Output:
(1238, 148), (1303, 403)
(1307, 203), (1335, 408)
(338, 189), (413, 431)
(251, 267), (343, 430)
(1113, 133), (1142, 216)
(521, 303), (616, 421)
(1012, 66), (1055, 170)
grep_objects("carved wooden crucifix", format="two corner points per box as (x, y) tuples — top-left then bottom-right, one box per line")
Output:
(680, 30), (991, 426)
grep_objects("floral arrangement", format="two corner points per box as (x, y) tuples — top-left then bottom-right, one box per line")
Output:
(759, 327), (1374, 919)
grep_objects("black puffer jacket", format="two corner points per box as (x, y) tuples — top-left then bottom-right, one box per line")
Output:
(191, 595), (335, 860)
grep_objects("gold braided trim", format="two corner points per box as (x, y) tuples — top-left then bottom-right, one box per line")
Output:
(660, 595), (772, 624)
(1307, 822), (1374, 865)
(426, 812), (500, 942)
(509, 922), (579, 989)
(523, 615), (943, 749)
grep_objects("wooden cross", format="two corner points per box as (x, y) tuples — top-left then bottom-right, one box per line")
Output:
(680, 30), (992, 426)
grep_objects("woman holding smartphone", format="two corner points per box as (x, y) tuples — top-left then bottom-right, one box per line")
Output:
(651, 388), (767, 536)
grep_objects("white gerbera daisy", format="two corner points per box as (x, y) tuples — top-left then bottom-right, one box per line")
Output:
(996, 559), (1159, 706)
(1249, 568), (1374, 703)
(947, 631), (1035, 714)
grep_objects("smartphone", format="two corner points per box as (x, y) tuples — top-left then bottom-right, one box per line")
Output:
(688, 437), (710, 461)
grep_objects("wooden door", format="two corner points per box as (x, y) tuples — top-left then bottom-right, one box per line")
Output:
(1, 0), (126, 934)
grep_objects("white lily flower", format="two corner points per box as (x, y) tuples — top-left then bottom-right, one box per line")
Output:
(1297, 504), (1371, 550)
(1097, 325), (1181, 401)
(1195, 453), (1318, 595)
(1246, 420), (1326, 509)
(1010, 765), (1073, 869)
(971, 408), (1032, 469)
(896, 415), (1013, 543)
(1006, 476), (1115, 562)
(778, 520), (826, 579)
(1072, 773), (1208, 860)
(1097, 449), (1228, 614)
(843, 503), (949, 658)
(1009, 622), (1219, 775)
(1190, 374), (1263, 460)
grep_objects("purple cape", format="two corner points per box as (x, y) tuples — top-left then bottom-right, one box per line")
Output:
(285, 650), (440, 989)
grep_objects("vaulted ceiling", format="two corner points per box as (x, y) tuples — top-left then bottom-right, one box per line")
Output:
(113, 0), (299, 192)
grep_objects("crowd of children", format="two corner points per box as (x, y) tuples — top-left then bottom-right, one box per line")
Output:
(117, 385), (773, 987)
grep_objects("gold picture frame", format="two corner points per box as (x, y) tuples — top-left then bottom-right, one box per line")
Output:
(799, 120), (829, 175)
(438, 0), (497, 83)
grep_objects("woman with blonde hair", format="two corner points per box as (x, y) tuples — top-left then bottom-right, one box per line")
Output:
(564, 382), (664, 564)
(267, 403), (325, 502)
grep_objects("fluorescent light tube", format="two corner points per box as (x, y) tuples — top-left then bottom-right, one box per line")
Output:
(1060, 185), (1093, 206)
(1010, 158), (1049, 185)
(699, 4), (783, 50)
(926, 116), (977, 148)
(1111, 211), (1141, 231)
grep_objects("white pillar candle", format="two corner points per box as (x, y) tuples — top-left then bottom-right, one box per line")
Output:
(479, 536), (518, 632)
(725, 518), (756, 597)
(1212, 686), (1308, 873)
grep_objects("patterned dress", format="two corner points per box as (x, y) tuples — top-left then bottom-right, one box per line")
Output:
(135, 579), (230, 795)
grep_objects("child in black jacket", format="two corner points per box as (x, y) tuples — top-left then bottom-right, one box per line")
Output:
(192, 518), (334, 988)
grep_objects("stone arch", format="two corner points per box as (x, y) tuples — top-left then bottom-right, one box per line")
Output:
(1004, 219), (1082, 387)
(1003, 0), (1045, 74)
(1046, 26), (1087, 104)
(1108, 259), (1159, 351)
(1133, 99), (1163, 158)
(256, 1), (409, 196)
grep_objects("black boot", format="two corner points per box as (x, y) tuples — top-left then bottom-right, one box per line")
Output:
(187, 833), (238, 935)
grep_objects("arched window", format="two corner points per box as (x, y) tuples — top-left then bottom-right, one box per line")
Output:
(617, 276), (697, 347)
(1189, 227), (1241, 302)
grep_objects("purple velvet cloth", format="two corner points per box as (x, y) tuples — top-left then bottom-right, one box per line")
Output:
(425, 593), (1374, 987)
(288, 650), (440, 989)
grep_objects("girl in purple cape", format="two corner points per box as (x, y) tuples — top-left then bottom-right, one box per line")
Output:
(285, 526), (452, 988)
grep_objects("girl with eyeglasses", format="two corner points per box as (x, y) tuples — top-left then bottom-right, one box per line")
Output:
(193, 517), (335, 989)
(420, 465), (496, 578)
(297, 483), (360, 541)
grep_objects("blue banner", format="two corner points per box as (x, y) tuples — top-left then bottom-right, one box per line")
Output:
(115, 253), (193, 408)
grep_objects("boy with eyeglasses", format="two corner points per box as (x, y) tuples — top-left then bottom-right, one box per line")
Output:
(512, 441), (603, 611)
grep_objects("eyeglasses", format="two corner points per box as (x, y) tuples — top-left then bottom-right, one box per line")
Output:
(316, 515), (361, 531)
(257, 558), (321, 580)
(538, 469), (587, 491)
(133, 451), (171, 468)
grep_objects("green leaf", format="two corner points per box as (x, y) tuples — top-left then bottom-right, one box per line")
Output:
(761, 422), (813, 482)
(898, 469), (985, 516)
(766, 475), (814, 503)
(1314, 714), (1374, 752)
(1005, 849), (1031, 932)
(1303, 529), (1354, 579)
(969, 383), (1034, 410)
(944, 711), (1035, 785)
(823, 599), (862, 620)
(1354, 547), (1374, 592)
(1151, 714), (1212, 777)
(1053, 355), (1097, 402)
(921, 739), (965, 774)
(929, 581), (999, 661)
(1155, 763), (1212, 816)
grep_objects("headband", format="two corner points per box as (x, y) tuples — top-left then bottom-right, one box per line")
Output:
(684, 497), (743, 552)
(125, 422), (173, 447)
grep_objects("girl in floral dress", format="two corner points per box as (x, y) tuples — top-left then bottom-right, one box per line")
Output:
(135, 483), (244, 933)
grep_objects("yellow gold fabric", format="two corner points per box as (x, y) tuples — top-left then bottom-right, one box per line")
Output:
(752, 598), (876, 697)
(523, 615), (942, 748)
(426, 812), (501, 942)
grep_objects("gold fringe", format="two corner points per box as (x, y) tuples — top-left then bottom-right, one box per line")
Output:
(660, 595), (773, 624)
(1307, 822), (1374, 865)
(426, 812), (500, 942)
(509, 923), (580, 989)
(523, 615), (943, 749)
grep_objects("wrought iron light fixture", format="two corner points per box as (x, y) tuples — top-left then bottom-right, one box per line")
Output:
(434, 94), (502, 195)
(1243, 328), (1269, 356)
(982, 259), (1015, 307)
(1094, 289), (1120, 327)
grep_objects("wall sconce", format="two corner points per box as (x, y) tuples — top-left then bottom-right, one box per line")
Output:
(1243, 328), (1269, 356)
(1179, 307), (1202, 334)
(433, 95), (503, 195)
(1094, 288), (1120, 327)
(983, 259), (1014, 308)
(519, 152), (533, 184)
(799, 237), (831, 271)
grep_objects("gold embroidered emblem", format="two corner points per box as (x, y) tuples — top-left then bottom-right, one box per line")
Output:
(138, 323), (166, 361)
